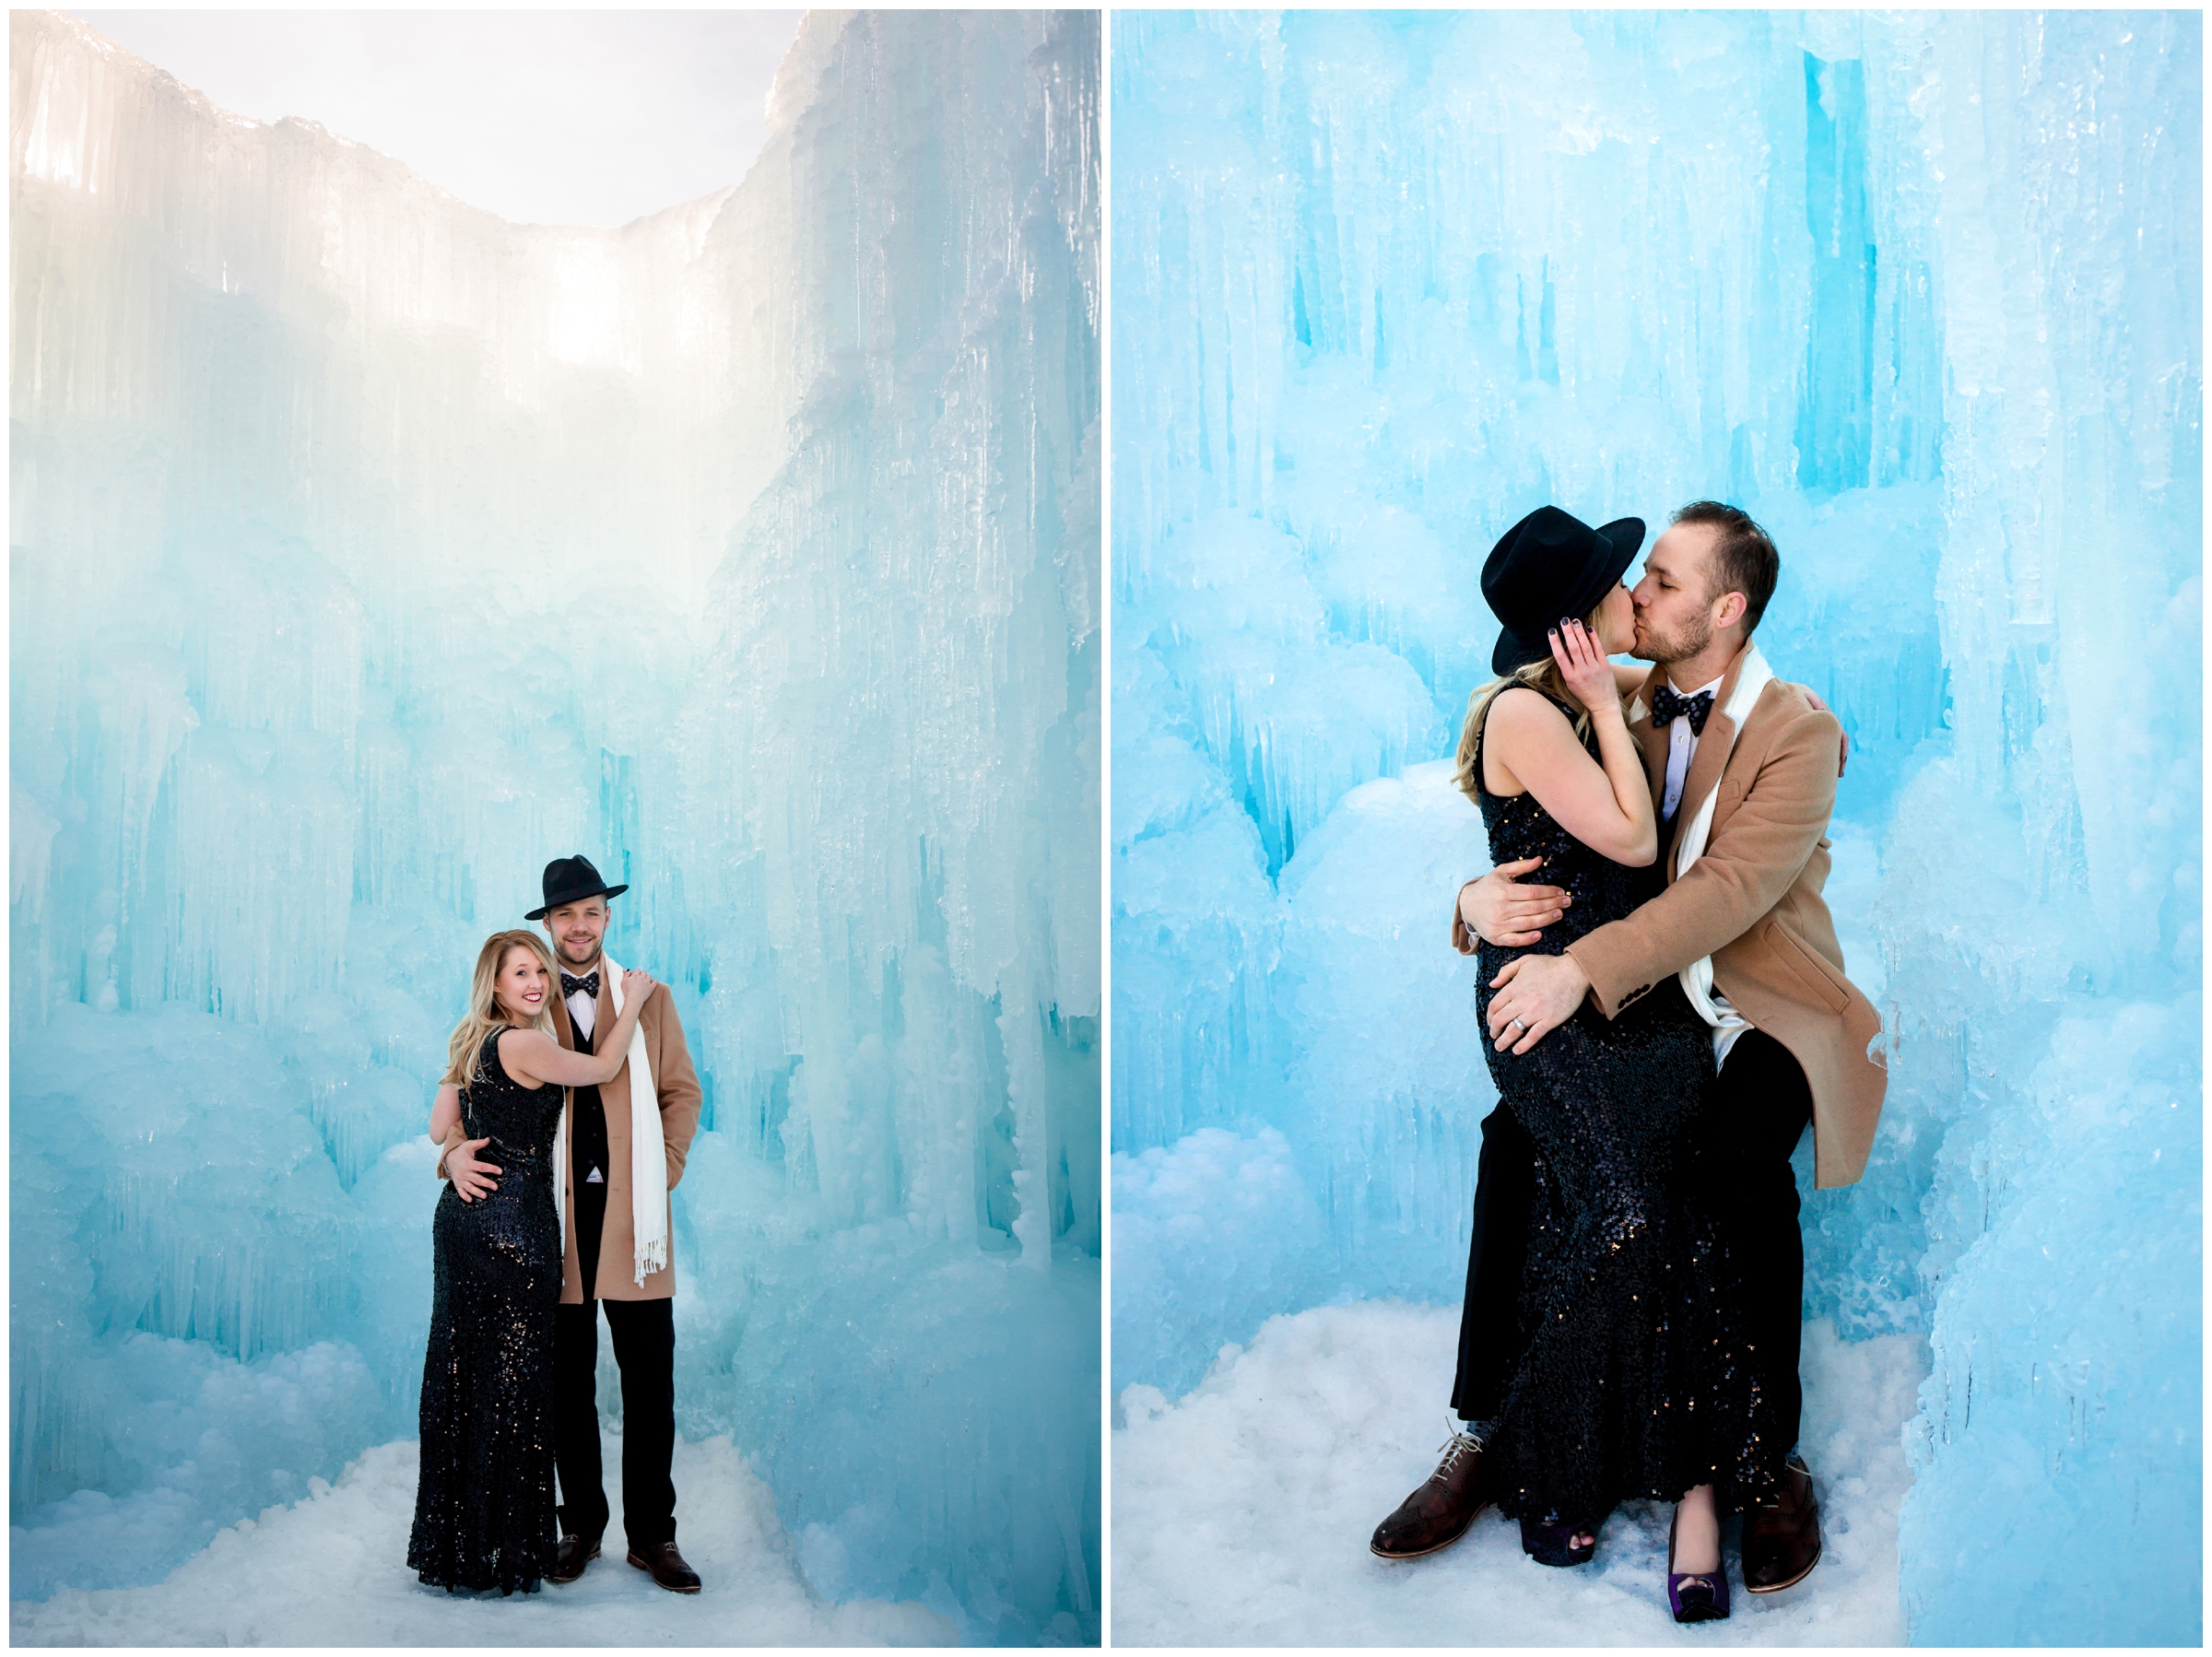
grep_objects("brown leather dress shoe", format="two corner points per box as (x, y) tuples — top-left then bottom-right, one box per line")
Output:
(548, 1532), (600, 1585)
(1370, 1427), (1490, 1559)
(629, 1541), (702, 1593)
(1743, 1451), (1821, 1593)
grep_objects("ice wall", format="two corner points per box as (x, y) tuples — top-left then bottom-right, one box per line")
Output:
(1111, 11), (2198, 1643)
(11, 9), (1100, 1642)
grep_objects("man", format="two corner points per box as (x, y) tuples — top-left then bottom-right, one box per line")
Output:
(441, 853), (705, 1592)
(1370, 501), (1884, 1593)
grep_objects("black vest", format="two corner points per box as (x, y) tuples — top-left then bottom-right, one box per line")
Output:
(569, 1001), (610, 1193)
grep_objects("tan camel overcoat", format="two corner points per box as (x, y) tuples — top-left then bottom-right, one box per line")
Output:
(439, 977), (703, 1300)
(1454, 647), (1887, 1189)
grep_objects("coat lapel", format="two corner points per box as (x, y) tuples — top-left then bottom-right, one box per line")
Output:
(594, 974), (617, 1058)
(1667, 645), (1751, 881)
(1627, 665), (1667, 811)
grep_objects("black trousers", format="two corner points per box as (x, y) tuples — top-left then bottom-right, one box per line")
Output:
(554, 1185), (678, 1548)
(1450, 1027), (1816, 1447)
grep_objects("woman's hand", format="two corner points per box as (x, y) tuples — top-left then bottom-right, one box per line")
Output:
(619, 967), (656, 1007)
(1549, 618), (1618, 715)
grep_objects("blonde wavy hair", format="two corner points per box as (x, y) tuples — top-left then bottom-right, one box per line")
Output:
(1452, 601), (1610, 800)
(441, 930), (559, 1087)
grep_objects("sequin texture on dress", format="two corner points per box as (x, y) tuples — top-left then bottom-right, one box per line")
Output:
(1469, 686), (1781, 1531)
(406, 1028), (563, 1593)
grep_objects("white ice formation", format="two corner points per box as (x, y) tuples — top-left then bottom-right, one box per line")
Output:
(11, 9), (1100, 1643)
(1111, 12), (2198, 1643)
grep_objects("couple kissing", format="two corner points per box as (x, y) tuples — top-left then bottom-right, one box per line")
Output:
(1371, 503), (1886, 1624)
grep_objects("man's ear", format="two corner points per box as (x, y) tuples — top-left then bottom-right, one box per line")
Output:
(1712, 589), (1748, 632)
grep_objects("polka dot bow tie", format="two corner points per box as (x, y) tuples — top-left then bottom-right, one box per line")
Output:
(1650, 684), (1715, 736)
(559, 970), (601, 998)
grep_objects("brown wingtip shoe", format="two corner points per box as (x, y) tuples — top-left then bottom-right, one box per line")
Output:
(1370, 1425), (1491, 1559)
(1743, 1451), (1821, 1593)
(548, 1532), (600, 1585)
(629, 1541), (702, 1593)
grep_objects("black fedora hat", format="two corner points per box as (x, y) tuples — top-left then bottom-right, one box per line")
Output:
(1481, 506), (1645, 675)
(525, 853), (629, 921)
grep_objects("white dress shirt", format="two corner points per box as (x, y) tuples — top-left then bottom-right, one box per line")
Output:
(1660, 673), (1724, 824)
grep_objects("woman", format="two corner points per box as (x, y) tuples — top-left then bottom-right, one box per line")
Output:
(1453, 506), (1777, 1623)
(406, 929), (653, 1594)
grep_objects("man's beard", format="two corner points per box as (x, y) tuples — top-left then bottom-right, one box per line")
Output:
(557, 937), (603, 970)
(1633, 611), (1712, 666)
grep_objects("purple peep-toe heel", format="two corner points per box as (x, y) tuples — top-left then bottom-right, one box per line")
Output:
(1665, 1509), (1731, 1623)
(1520, 1512), (1597, 1568)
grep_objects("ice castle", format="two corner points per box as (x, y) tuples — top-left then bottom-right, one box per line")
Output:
(11, 10), (1100, 1643)
(1111, 11), (2199, 1644)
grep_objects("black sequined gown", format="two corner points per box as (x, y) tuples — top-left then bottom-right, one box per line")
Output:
(407, 1028), (562, 1593)
(1470, 688), (1779, 1530)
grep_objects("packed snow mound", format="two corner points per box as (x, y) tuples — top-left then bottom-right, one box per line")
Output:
(1112, 1304), (1922, 1646)
(11, 1434), (953, 1647)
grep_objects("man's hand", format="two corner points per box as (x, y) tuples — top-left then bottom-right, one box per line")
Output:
(1460, 858), (1570, 947)
(1486, 952), (1592, 1054)
(1798, 687), (1849, 777)
(448, 1136), (501, 1203)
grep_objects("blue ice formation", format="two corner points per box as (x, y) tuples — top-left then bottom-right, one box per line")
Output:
(10, 10), (1100, 1642)
(1112, 11), (2198, 1643)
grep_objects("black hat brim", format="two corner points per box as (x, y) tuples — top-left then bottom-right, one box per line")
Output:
(1488, 516), (1646, 675)
(525, 882), (629, 922)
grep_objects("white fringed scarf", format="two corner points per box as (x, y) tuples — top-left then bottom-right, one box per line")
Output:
(1670, 643), (1774, 1064)
(551, 954), (670, 1287)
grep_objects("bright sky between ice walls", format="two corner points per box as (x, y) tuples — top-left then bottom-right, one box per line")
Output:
(73, 9), (806, 228)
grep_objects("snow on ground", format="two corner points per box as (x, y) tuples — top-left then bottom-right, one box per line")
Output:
(11, 1433), (954, 1646)
(1112, 1302), (1925, 1646)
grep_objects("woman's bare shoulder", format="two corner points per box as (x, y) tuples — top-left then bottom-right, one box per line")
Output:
(1484, 684), (1571, 734)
